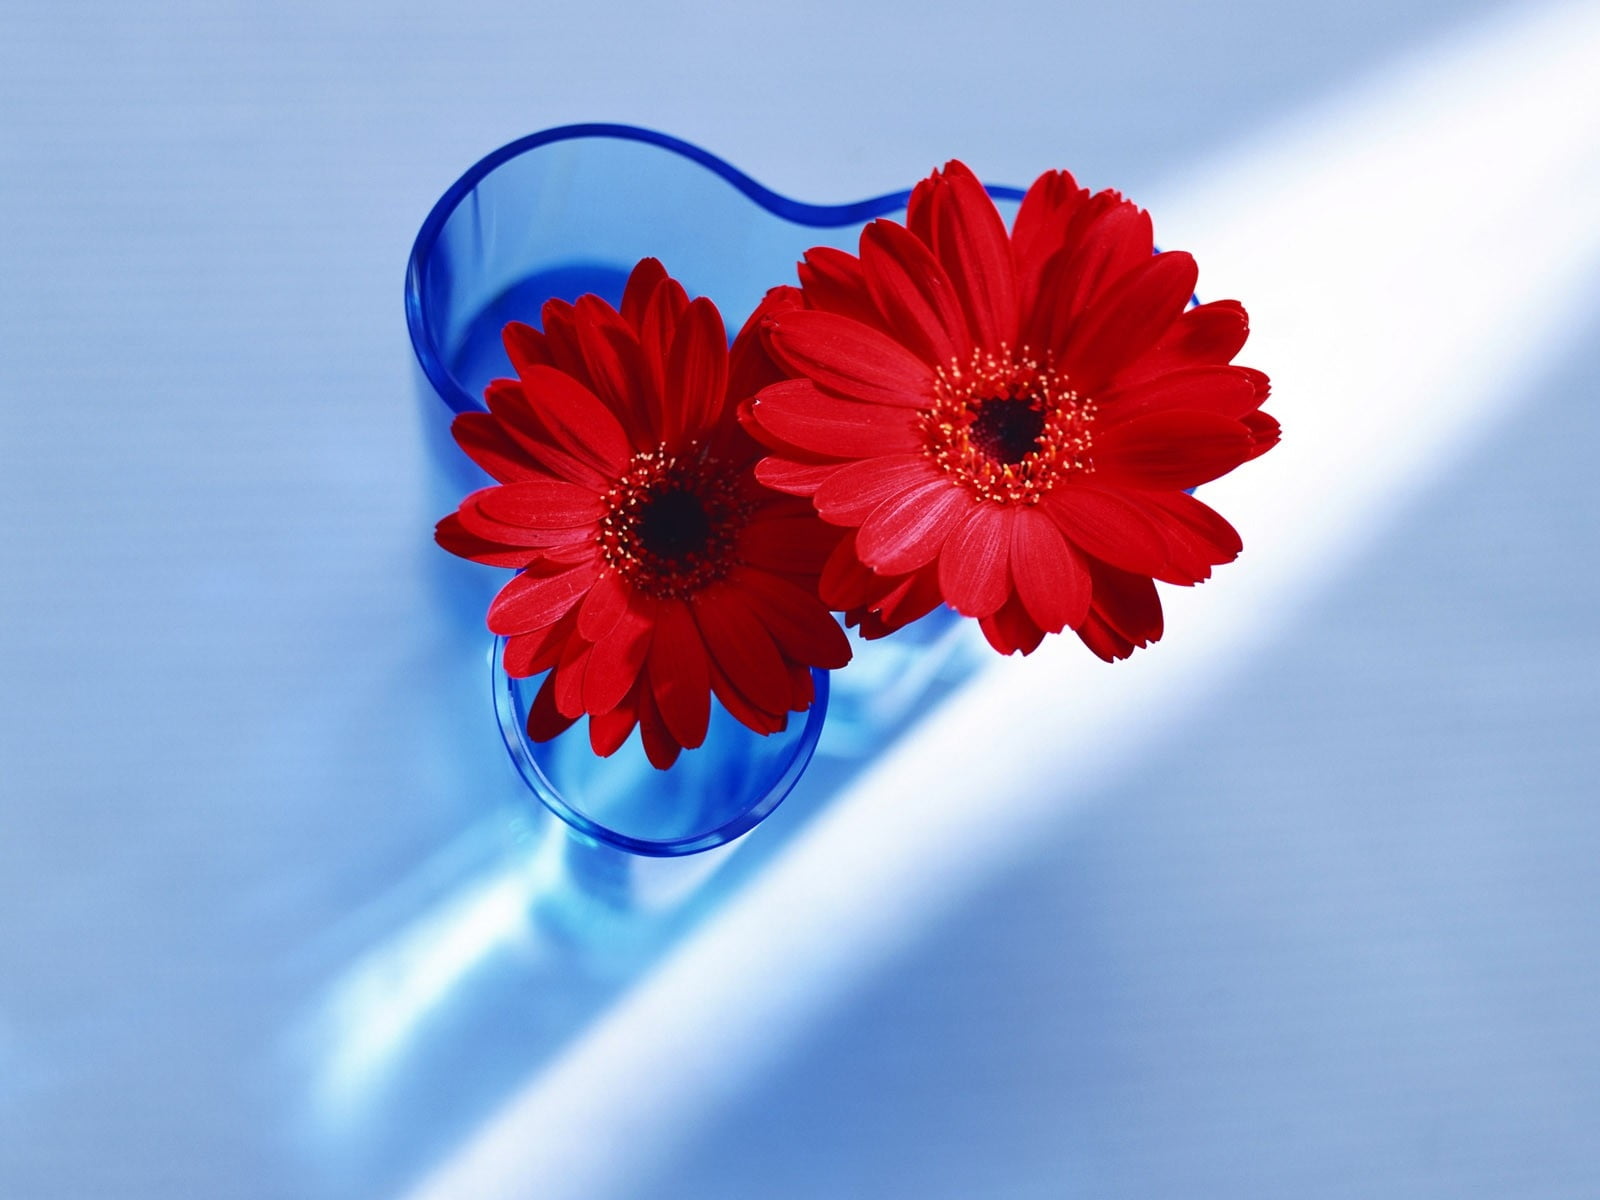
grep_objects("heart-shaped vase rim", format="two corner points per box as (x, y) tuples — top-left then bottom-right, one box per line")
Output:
(404, 123), (1024, 416)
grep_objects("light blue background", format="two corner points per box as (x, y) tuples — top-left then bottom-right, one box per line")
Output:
(3, 1), (1596, 1198)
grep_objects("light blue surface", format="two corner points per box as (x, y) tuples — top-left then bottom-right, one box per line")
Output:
(5, 1), (1596, 1198)
(648, 304), (1600, 1199)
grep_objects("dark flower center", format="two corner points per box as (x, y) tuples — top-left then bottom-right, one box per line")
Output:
(636, 489), (713, 560)
(599, 444), (748, 598)
(969, 397), (1046, 464)
(921, 345), (1097, 505)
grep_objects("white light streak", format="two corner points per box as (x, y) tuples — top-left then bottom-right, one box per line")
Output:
(310, 819), (566, 1114)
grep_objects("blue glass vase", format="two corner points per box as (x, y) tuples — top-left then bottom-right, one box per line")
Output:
(406, 125), (1014, 855)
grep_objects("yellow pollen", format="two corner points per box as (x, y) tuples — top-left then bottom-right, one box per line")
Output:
(920, 343), (1096, 505)
(597, 442), (749, 598)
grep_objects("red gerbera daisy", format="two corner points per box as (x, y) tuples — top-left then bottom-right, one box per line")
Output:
(435, 259), (852, 769)
(745, 161), (1278, 660)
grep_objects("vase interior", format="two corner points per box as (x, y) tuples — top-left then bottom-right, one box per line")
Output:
(409, 126), (923, 417)
(496, 662), (829, 857)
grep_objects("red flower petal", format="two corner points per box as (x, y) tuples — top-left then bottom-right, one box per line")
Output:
(619, 258), (669, 331)
(1022, 201), (1156, 355)
(796, 245), (884, 330)
(812, 453), (943, 526)
(486, 559), (599, 635)
(788, 663), (815, 712)
(502, 321), (552, 376)
(855, 479), (973, 574)
(1239, 367), (1271, 405)
(905, 170), (938, 249)
(552, 633), (598, 719)
(581, 592), (654, 715)
(648, 599), (712, 750)
(860, 218), (970, 365)
(1011, 169), (1088, 313)
(635, 277), (690, 440)
(1009, 505), (1090, 633)
(536, 300), (594, 390)
(763, 309), (934, 409)
(1087, 560), (1164, 650)
(729, 566), (852, 670)
(540, 539), (602, 567)
(502, 611), (575, 678)
(1056, 486), (1203, 585)
(434, 512), (538, 569)
(754, 489), (840, 522)
(1101, 366), (1261, 425)
(1114, 299), (1250, 387)
(1060, 251), (1198, 390)
(449, 411), (542, 483)
(457, 491), (598, 548)
(575, 568), (631, 640)
(635, 683), (682, 770)
(729, 286), (802, 404)
(1061, 202), (1155, 313)
(1146, 489), (1242, 559)
(863, 563), (945, 637)
(476, 479), (606, 529)
(1095, 409), (1254, 490)
(937, 503), (1014, 618)
(1075, 610), (1136, 662)
(1056, 190), (1133, 262)
(753, 456), (841, 496)
(928, 161), (1018, 349)
(1244, 409), (1281, 460)
(820, 534), (887, 610)
(664, 296), (729, 442)
(690, 585), (790, 715)
(588, 689), (639, 757)
(978, 593), (1046, 657)
(1011, 169), (1084, 253)
(738, 515), (842, 575)
(1017, 249), (1076, 361)
(1136, 489), (1242, 584)
(483, 379), (611, 490)
(707, 658), (788, 735)
(482, 377), (553, 445)
(751, 380), (923, 459)
(517, 364), (634, 472)
(575, 293), (653, 435)
(527, 672), (580, 742)
(1043, 486), (1172, 577)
